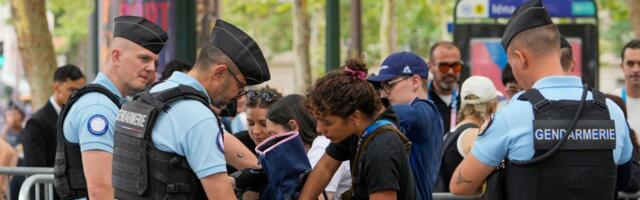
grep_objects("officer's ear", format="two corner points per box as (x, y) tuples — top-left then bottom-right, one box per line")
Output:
(510, 49), (528, 70)
(111, 49), (122, 66)
(211, 64), (227, 81)
(348, 110), (364, 127)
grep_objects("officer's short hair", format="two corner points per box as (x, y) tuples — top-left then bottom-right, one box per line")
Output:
(195, 43), (237, 71)
(560, 48), (573, 72)
(54, 64), (85, 82)
(621, 39), (640, 61)
(508, 24), (560, 56)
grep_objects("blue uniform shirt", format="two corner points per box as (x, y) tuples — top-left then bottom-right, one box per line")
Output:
(472, 76), (633, 167)
(149, 72), (227, 179)
(63, 72), (124, 153)
(392, 98), (444, 200)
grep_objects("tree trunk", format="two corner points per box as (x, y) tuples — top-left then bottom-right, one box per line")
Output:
(292, 0), (312, 94)
(197, 0), (220, 46)
(628, 0), (640, 38)
(9, 0), (57, 109)
(380, 0), (395, 59)
(349, 0), (362, 59)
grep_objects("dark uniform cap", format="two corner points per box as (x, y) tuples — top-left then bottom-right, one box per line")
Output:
(501, 0), (553, 50)
(560, 36), (571, 49)
(210, 19), (271, 85)
(209, 19), (270, 86)
(113, 16), (168, 54)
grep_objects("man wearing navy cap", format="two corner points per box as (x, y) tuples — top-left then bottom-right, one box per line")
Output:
(450, 0), (632, 199)
(111, 19), (270, 200)
(55, 15), (168, 200)
(367, 51), (444, 200)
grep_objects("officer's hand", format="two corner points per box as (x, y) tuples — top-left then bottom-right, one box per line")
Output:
(233, 168), (267, 192)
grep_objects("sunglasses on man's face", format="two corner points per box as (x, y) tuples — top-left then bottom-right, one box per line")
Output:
(435, 61), (463, 73)
(624, 60), (640, 68)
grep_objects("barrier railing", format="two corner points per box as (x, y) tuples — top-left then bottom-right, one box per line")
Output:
(17, 174), (54, 200)
(433, 193), (481, 199)
(0, 166), (639, 200)
(432, 192), (640, 200)
(0, 167), (54, 200)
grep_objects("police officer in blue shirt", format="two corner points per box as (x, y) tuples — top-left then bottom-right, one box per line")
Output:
(367, 51), (444, 200)
(111, 19), (270, 200)
(450, 0), (633, 199)
(54, 16), (167, 200)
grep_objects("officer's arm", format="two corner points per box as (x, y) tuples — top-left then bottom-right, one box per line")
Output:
(449, 154), (495, 195)
(299, 154), (342, 200)
(201, 172), (237, 200)
(82, 150), (114, 200)
(223, 132), (259, 169)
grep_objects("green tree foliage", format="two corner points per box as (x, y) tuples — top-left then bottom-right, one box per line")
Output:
(47, 0), (94, 53)
(597, 0), (633, 58)
(221, 0), (294, 56)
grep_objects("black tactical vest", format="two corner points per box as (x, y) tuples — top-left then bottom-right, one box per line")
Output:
(506, 88), (617, 200)
(54, 84), (122, 200)
(113, 85), (214, 200)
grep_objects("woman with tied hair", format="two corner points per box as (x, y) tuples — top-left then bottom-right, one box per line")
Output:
(244, 86), (283, 146)
(299, 58), (416, 200)
(266, 94), (351, 199)
(439, 76), (500, 192)
(232, 86), (283, 200)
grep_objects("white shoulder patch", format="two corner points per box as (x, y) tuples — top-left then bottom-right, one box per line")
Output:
(87, 115), (109, 135)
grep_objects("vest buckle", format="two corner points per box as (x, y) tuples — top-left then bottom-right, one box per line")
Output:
(169, 157), (183, 168)
(533, 99), (551, 111)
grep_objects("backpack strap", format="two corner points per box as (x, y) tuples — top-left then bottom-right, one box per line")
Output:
(344, 125), (411, 199)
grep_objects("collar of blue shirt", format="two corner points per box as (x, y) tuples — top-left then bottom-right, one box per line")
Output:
(532, 76), (583, 89)
(93, 72), (124, 99)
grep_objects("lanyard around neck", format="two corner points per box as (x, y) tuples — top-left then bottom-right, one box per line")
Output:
(358, 120), (394, 148)
(622, 88), (627, 103)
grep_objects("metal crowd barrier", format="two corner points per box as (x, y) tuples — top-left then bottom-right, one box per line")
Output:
(0, 166), (640, 200)
(18, 174), (54, 200)
(433, 193), (481, 199)
(432, 192), (640, 200)
(0, 167), (54, 200)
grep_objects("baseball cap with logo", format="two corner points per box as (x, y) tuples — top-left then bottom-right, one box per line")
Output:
(367, 51), (429, 83)
(460, 76), (500, 105)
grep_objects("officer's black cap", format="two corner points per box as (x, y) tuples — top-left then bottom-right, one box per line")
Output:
(501, 0), (553, 50)
(560, 36), (571, 49)
(113, 16), (168, 54)
(209, 19), (270, 86)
